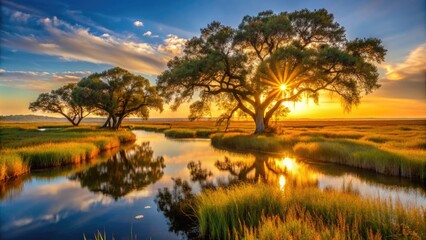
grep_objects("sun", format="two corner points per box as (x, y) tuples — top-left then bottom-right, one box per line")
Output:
(279, 84), (287, 91)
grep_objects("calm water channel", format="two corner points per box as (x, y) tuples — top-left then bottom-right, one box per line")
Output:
(1, 130), (425, 239)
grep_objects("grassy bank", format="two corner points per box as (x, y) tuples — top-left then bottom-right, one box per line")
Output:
(0, 126), (135, 181)
(164, 128), (216, 138)
(197, 184), (426, 239)
(211, 123), (426, 181)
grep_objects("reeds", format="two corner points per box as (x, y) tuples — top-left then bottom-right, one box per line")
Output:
(210, 125), (426, 181)
(0, 127), (136, 181)
(0, 153), (28, 180)
(197, 184), (426, 240)
(165, 128), (216, 138)
(211, 133), (297, 153)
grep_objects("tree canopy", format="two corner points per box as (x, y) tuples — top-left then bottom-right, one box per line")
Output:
(157, 9), (386, 133)
(29, 83), (92, 126)
(73, 67), (163, 129)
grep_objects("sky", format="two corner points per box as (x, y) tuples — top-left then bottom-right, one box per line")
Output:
(0, 0), (425, 119)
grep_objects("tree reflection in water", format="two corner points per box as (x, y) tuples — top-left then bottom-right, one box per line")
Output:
(69, 142), (165, 200)
(155, 155), (319, 239)
(216, 155), (319, 188)
(155, 178), (199, 239)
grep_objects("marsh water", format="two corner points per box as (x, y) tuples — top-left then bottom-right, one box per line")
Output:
(1, 130), (425, 239)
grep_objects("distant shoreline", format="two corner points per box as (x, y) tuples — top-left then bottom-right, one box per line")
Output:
(1, 114), (426, 123)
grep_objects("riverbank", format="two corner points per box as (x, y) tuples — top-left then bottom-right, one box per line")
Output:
(128, 120), (426, 182)
(0, 126), (135, 181)
(197, 184), (425, 239)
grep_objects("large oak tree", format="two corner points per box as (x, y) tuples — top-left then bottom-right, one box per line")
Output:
(157, 9), (386, 133)
(29, 83), (92, 126)
(73, 67), (163, 129)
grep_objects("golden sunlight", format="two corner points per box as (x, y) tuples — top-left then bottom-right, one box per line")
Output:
(279, 84), (287, 91)
(276, 157), (298, 173)
(279, 175), (286, 190)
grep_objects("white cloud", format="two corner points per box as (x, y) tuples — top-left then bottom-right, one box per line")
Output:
(101, 33), (110, 38)
(11, 11), (30, 22)
(158, 34), (187, 56)
(143, 31), (159, 38)
(0, 70), (91, 91)
(2, 15), (181, 74)
(41, 17), (51, 24)
(133, 20), (143, 27)
(382, 43), (426, 81)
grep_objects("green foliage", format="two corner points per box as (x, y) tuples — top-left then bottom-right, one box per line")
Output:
(197, 184), (425, 240)
(73, 67), (163, 129)
(157, 9), (386, 133)
(29, 83), (92, 126)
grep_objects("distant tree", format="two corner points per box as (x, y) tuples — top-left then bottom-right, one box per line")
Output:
(29, 83), (92, 126)
(73, 67), (163, 129)
(157, 9), (386, 134)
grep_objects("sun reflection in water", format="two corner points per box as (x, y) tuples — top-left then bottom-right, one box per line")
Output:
(279, 175), (286, 191)
(276, 157), (298, 173)
(271, 156), (319, 189)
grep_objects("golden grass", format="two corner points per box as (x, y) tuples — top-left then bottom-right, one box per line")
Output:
(208, 121), (425, 181)
(0, 125), (136, 181)
(197, 184), (426, 240)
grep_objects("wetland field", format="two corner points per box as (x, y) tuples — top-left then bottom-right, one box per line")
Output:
(0, 120), (425, 239)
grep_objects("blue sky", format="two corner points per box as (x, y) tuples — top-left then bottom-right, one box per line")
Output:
(1, 0), (425, 117)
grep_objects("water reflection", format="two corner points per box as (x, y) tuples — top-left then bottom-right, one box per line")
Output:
(1, 130), (426, 240)
(215, 155), (318, 188)
(155, 178), (199, 239)
(69, 142), (165, 200)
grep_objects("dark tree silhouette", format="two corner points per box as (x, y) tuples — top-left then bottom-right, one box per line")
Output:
(155, 178), (200, 239)
(29, 83), (92, 126)
(215, 155), (318, 187)
(157, 9), (386, 133)
(69, 142), (165, 200)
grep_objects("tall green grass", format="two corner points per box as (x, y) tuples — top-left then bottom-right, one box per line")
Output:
(211, 133), (298, 153)
(165, 128), (217, 138)
(211, 130), (426, 182)
(0, 153), (28, 180)
(293, 140), (426, 181)
(197, 184), (426, 240)
(0, 127), (136, 181)
(16, 142), (99, 168)
(165, 129), (196, 138)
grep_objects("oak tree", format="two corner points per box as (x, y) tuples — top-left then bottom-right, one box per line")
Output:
(73, 67), (163, 129)
(157, 9), (386, 133)
(29, 83), (92, 126)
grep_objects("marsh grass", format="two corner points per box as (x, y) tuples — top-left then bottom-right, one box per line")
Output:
(293, 140), (425, 180)
(197, 184), (426, 240)
(165, 129), (196, 138)
(211, 133), (298, 153)
(211, 124), (426, 181)
(0, 127), (136, 181)
(0, 153), (28, 180)
(164, 128), (217, 138)
(128, 124), (171, 132)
